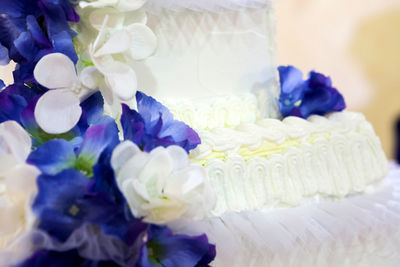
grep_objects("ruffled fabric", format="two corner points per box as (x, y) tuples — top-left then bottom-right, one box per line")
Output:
(0, 224), (140, 267)
(170, 163), (400, 267)
(144, 0), (274, 12)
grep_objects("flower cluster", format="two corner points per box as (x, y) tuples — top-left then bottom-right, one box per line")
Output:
(278, 66), (346, 119)
(0, 90), (215, 266)
(0, 1), (216, 266)
(0, 0), (79, 82)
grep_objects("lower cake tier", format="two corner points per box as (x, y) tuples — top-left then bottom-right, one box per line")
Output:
(170, 163), (400, 267)
(190, 111), (388, 216)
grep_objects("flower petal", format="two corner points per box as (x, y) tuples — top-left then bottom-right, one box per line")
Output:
(0, 44), (10, 66)
(34, 89), (82, 134)
(166, 145), (190, 171)
(79, 0), (118, 9)
(111, 141), (140, 173)
(124, 9), (147, 25)
(89, 8), (124, 31)
(103, 61), (137, 101)
(0, 120), (32, 163)
(126, 24), (157, 61)
(79, 66), (101, 90)
(117, 0), (147, 11)
(27, 139), (76, 175)
(94, 30), (130, 57)
(76, 121), (120, 177)
(34, 53), (78, 89)
(5, 164), (40, 195)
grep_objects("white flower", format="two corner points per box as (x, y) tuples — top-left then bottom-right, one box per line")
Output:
(83, 12), (157, 106)
(0, 121), (40, 251)
(111, 141), (216, 224)
(33, 53), (98, 134)
(79, 0), (147, 12)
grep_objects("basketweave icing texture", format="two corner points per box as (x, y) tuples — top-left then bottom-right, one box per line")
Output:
(144, 0), (274, 12)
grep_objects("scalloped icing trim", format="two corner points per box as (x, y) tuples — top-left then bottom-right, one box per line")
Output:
(189, 112), (389, 216)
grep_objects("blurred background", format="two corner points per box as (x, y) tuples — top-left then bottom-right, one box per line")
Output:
(1, 0), (400, 158)
(277, 0), (400, 159)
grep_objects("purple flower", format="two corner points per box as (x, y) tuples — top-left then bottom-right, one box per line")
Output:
(15, 249), (120, 267)
(137, 225), (216, 267)
(121, 91), (201, 153)
(278, 66), (346, 119)
(0, 0), (78, 82)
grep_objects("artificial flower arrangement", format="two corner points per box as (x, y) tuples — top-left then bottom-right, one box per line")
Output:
(0, 0), (345, 266)
(0, 1), (216, 266)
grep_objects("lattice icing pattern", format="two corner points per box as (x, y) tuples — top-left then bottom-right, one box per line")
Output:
(137, 5), (280, 123)
(145, 0), (274, 12)
(170, 164), (400, 266)
(190, 112), (389, 216)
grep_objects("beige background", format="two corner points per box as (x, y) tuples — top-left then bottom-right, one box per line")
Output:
(1, 1), (400, 157)
(276, 0), (400, 159)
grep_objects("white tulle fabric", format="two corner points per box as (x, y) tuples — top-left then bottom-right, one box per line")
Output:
(145, 0), (274, 12)
(170, 163), (400, 267)
(0, 224), (140, 266)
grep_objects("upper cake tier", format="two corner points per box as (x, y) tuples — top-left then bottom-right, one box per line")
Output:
(145, 0), (274, 12)
(137, 3), (279, 129)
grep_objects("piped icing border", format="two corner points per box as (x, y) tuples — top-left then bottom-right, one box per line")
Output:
(159, 94), (260, 130)
(190, 112), (389, 216)
(145, 0), (273, 12)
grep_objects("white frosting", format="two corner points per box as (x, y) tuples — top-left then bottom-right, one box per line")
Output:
(159, 93), (260, 130)
(170, 164), (400, 266)
(136, 5), (280, 125)
(189, 112), (389, 216)
(145, 0), (274, 12)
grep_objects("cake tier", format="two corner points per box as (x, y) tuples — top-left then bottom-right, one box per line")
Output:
(137, 5), (279, 129)
(189, 112), (388, 216)
(145, 0), (273, 12)
(170, 164), (400, 266)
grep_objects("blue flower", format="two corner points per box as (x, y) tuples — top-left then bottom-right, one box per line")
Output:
(15, 249), (120, 267)
(0, 44), (9, 65)
(32, 168), (143, 244)
(27, 118), (119, 177)
(87, 153), (148, 245)
(31, 146), (148, 245)
(121, 91), (201, 153)
(138, 225), (216, 267)
(278, 66), (346, 119)
(0, 83), (37, 125)
(0, 0), (79, 83)
(33, 169), (95, 242)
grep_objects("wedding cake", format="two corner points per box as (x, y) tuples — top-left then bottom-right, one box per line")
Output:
(0, 0), (399, 266)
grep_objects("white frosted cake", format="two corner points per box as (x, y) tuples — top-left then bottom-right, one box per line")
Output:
(140, 1), (400, 266)
(0, 0), (399, 266)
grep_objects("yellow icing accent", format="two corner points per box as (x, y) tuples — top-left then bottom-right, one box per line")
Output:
(190, 132), (335, 165)
(237, 139), (300, 159)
